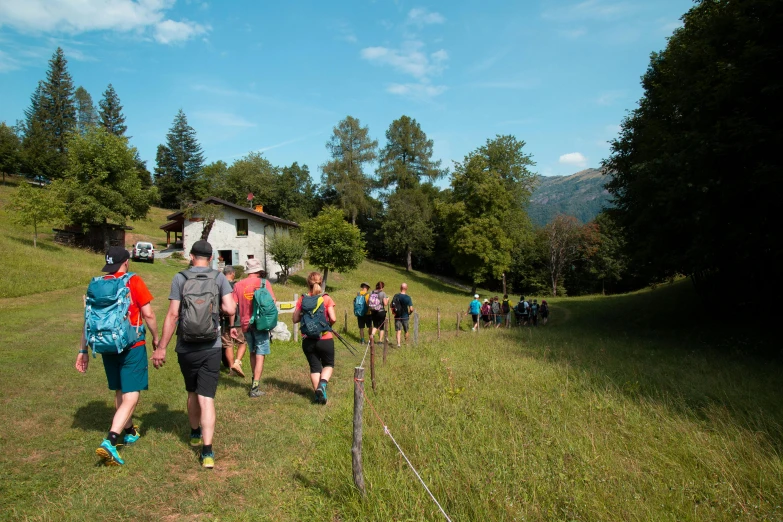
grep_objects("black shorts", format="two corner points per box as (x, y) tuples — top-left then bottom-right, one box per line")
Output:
(371, 310), (387, 330)
(481, 314), (490, 322)
(177, 349), (221, 399)
(357, 315), (372, 329)
(471, 314), (479, 323)
(302, 337), (335, 374)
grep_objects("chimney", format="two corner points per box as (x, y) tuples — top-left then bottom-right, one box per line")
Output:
(254, 205), (264, 213)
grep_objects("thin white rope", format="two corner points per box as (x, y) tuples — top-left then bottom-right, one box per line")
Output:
(359, 339), (372, 367)
(383, 425), (453, 522)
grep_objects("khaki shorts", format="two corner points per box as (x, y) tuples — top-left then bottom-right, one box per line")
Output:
(221, 328), (245, 350)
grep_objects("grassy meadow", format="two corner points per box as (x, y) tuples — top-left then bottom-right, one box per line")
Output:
(1, 178), (782, 521)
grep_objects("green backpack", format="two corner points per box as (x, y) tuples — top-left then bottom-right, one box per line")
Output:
(249, 279), (278, 331)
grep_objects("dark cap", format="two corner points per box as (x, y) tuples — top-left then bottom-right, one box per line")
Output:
(102, 246), (130, 273)
(190, 240), (213, 258)
(360, 282), (370, 289)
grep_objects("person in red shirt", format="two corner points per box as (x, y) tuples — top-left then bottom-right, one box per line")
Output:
(75, 246), (159, 466)
(230, 258), (276, 398)
(292, 271), (336, 404)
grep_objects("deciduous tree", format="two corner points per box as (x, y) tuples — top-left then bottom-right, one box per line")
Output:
(382, 188), (433, 271)
(267, 233), (307, 283)
(56, 127), (155, 250)
(8, 183), (65, 247)
(74, 87), (97, 135)
(300, 206), (366, 289)
(183, 202), (224, 241)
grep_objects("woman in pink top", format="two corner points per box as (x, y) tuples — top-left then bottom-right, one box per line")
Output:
(292, 272), (336, 404)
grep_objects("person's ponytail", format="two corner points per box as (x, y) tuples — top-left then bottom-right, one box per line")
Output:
(307, 271), (323, 294)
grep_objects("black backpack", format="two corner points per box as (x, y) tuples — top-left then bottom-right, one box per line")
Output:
(178, 270), (220, 343)
(391, 294), (402, 317)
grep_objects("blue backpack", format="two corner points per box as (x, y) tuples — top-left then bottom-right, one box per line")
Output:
(300, 294), (331, 337)
(353, 292), (368, 317)
(249, 279), (278, 332)
(84, 273), (144, 356)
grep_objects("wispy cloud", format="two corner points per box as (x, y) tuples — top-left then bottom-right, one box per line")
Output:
(558, 27), (587, 38)
(472, 78), (539, 89)
(387, 83), (447, 99)
(559, 152), (588, 168)
(334, 21), (357, 44)
(0, 50), (21, 72)
(595, 90), (626, 105)
(361, 41), (447, 79)
(0, 0), (209, 45)
(193, 111), (256, 128)
(542, 0), (636, 21)
(407, 8), (445, 26)
(192, 84), (336, 116)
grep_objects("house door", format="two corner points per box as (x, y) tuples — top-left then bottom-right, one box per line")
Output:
(218, 250), (233, 265)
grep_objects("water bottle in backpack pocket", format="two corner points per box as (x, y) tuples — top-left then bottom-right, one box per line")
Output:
(250, 278), (278, 331)
(84, 273), (144, 356)
(178, 270), (220, 343)
(300, 294), (331, 337)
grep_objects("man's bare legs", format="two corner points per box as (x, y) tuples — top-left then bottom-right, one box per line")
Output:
(110, 390), (139, 434)
(187, 392), (215, 447)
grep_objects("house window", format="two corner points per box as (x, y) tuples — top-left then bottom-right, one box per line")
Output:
(236, 219), (248, 237)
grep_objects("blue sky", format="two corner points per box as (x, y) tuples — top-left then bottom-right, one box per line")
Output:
(0, 0), (691, 181)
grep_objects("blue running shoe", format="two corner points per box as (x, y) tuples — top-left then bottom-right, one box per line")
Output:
(96, 439), (125, 466)
(315, 383), (327, 405)
(123, 425), (141, 445)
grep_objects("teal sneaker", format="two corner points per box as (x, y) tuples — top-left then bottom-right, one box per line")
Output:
(315, 383), (327, 405)
(123, 425), (141, 445)
(96, 439), (125, 466)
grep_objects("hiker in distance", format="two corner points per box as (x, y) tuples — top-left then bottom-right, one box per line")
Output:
(76, 246), (159, 466)
(230, 259), (277, 398)
(467, 293), (481, 331)
(221, 265), (246, 378)
(153, 240), (236, 469)
(368, 281), (389, 343)
(354, 282), (372, 345)
(293, 271), (337, 404)
(391, 283), (414, 347)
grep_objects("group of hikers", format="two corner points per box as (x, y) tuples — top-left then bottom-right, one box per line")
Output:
(466, 294), (549, 330)
(76, 240), (344, 469)
(76, 239), (544, 470)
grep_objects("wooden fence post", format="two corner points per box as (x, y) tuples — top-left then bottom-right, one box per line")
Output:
(437, 308), (441, 340)
(370, 336), (376, 392)
(383, 316), (388, 364)
(456, 312), (461, 334)
(352, 367), (366, 496)
(293, 293), (299, 343)
(413, 312), (419, 345)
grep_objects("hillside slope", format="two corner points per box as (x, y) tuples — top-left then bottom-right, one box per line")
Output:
(528, 168), (613, 226)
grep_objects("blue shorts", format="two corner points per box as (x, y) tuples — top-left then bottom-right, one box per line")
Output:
(245, 329), (271, 356)
(102, 345), (148, 393)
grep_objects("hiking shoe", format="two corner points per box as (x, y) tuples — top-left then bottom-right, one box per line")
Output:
(315, 384), (327, 405)
(190, 433), (203, 447)
(231, 361), (245, 378)
(249, 386), (266, 398)
(201, 452), (215, 469)
(123, 426), (141, 445)
(96, 439), (125, 466)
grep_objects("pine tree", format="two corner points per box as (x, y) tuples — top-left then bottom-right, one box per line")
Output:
(320, 116), (377, 225)
(74, 86), (97, 134)
(377, 115), (445, 190)
(154, 109), (205, 208)
(98, 84), (127, 137)
(20, 48), (76, 179)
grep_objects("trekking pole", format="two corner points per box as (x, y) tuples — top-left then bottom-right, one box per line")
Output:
(329, 328), (359, 356)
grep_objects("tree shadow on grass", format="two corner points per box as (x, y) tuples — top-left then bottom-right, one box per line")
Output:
(138, 402), (190, 444)
(72, 400), (115, 432)
(519, 280), (783, 450)
(287, 274), (307, 288)
(264, 377), (314, 399)
(366, 261), (469, 297)
(8, 236), (62, 252)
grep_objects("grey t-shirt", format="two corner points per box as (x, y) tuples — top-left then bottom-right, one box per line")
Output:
(169, 267), (233, 353)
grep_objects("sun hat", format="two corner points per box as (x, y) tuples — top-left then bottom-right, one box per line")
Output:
(245, 258), (263, 274)
(473, 294), (479, 299)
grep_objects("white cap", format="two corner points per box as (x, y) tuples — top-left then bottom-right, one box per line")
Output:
(474, 294), (479, 299)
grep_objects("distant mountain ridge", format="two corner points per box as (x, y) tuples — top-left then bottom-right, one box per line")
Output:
(527, 168), (613, 226)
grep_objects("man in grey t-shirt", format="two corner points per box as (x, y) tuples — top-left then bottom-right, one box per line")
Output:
(153, 240), (235, 469)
